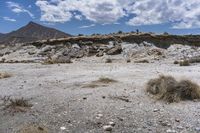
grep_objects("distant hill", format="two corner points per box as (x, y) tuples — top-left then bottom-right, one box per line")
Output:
(0, 21), (72, 44)
(0, 33), (5, 39)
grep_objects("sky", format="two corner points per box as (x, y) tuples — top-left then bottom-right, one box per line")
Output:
(0, 0), (200, 35)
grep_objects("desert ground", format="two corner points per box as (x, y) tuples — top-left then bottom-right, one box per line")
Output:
(0, 55), (200, 133)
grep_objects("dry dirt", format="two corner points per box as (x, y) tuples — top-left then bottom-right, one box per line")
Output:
(0, 57), (200, 133)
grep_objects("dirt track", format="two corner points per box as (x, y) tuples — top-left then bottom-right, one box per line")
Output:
(0, 58), (200, 133)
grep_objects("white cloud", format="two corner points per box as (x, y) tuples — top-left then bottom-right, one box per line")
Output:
(7, 1), (34, 18)
(3, 17), (16, 22)
(79, 24), (95, 28)
(35, 0), (200, 29)
(126, 0), (200, 29)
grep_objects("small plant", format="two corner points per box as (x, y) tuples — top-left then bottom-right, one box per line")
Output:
(18, 124), (48, 133)
(0, 72), (12, 79)
(179, 60), (190, 66)
(126, 58), (131, 63)
(105, 58), (112, 63)
(1, 96), (32, 112)
(134, 59), (149, 63)
(96, 77), (118, 84)
(174, 60), (179, 64)
(146, 75), (200, 103)
(118, 30), (123, 34)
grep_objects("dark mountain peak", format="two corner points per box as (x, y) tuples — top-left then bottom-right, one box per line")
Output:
(27, 21), (38, 26)
(0, 21), (72, 44)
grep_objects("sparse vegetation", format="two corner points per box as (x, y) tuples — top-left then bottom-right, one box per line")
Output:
(179, 60), (190, 66)
(43, 56), (72, 64)
(0, 72), (12, 79)
(174, 60), (179, 64)
(146, 75), (200, 103)
(126, 58), (131, 63)
(96, 77), (118, 84)
(82, 77), (117, 88)
(18, 124), (48, 133)
(105, 58), (112, 63)
(1, 96), (32, 112)
(134, 59), (149, 63)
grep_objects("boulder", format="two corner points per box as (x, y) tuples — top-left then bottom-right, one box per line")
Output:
(107, 45), (122, 55)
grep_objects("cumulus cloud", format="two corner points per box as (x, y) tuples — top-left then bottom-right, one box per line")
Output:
(35, 0), (200, 29)
(7, 1), (34, 18)
(126, 0), (200, 29)
(3, 17), (16, 22)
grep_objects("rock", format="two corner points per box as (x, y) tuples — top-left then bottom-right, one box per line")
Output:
(153, 109), (160, 112)
(96, 50), (104, 57)
(107, 45), (122, 55)
(195, 127), (200, 132)
(175, 118), (180, 122)
(60, 126), (66, 130)
(108, 121), (115, 127)
(103, 125), (113, 131)
(166, 129), (177, 133)
(176, 126), (183, 130)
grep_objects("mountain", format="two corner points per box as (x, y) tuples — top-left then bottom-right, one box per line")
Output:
(0, 21), (72, 44)
(0, 33), (5, 39)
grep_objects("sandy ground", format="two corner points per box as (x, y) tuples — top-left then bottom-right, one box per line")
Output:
(0, 57), (200, 133)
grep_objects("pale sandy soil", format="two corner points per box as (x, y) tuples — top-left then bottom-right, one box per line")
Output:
(0, 57), (200, 133)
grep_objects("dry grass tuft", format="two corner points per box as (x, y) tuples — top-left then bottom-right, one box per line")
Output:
(82, 77), (117, 88)
(173, 60), (179, 64)
(1, 96), (32, 112)
(134, 59), (149, 63)
(146, 75), (200, 103)
(82, 84), (100, 88)
(0, 72), (12, 79)
(95, 77), (118, 84)
(43, 56), (72, 64)
(18, 124), (48, 133)
(105, 58), (112, 63)
(179, 60), (190, 66)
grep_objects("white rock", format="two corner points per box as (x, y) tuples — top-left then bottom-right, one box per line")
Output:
(60, 126), (66, 130)
(109, 121), (115, 126)
(103, 125), (113, 131)
(166, 129), (177, 133)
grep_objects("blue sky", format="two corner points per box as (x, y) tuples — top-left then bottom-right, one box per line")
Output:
(0, 0), (200, 35)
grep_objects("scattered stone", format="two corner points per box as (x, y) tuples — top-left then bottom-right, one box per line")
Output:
(195, 127), (200, 132)
(103, 125), (113, 131)
(102, 96), (106, 99)
(108, 121), (115, 127)
(166, 129), (177, 133)
(153, 109), (160, 112)
(107, 45), (122, 55)
(96, 114), (103, 119)
(176, 126), (183, 130)
(175, 118), (180, 122)
(60, 126), (66, 130)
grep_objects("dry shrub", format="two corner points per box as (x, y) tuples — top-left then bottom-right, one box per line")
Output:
(126, 58), (131, 63)
(105, 58), (112, 63)
(82, 77), (117, 88)
(173, 60), (179, 64)
(2, 96), (32, 112)
(134, 59), (149, 63)
(188, 56), (200, 63)
(0, 72), (12, 79)
(95, 77), (118, 84)
(43, 56), (72, 64)
(18, 124), (48, 133)
(82, 84), (100, 88)
(146, 75), (200, 103)
(179, 60), (190, 66)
